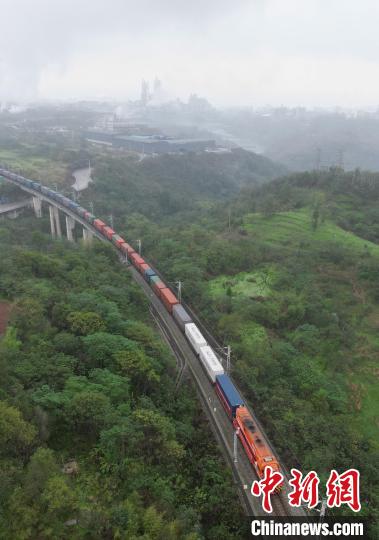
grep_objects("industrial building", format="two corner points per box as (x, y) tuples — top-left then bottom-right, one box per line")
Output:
(85, 131), (215, 154)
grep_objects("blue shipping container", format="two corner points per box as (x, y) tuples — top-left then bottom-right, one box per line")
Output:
(145, 268), (156, 281)
(215, 374), (244, 417)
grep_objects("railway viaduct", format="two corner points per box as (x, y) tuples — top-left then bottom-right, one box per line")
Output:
(0, 198), (33, 218)
(0, 168), (307, 519)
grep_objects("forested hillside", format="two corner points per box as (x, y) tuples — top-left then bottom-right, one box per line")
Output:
(1, 145), (378, 537)
(84, 149), (284, 221)
(0, 218), (247, 539)
(79, 163), (378, 537)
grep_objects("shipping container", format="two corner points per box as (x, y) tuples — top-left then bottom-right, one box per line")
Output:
(130, 252), (145, 271)
(185, 323), (207, 354)
(215, 374), (244, 418)
(120, 242), (135, 257)
(172, 304), (192, 332)
(76, 206), (87, 218)
(199, 346), (224, 383)
(140, 263), (151, 274)
(68, 201), (80, 211)
(144, 268), (156, 282)
(93, 219), (106, 233)
(152, 278), (167, 296)
(40, 185), (51, 196)
(84, 211), (95, 224)
(103, 226), (115, 240)
(111, 234), (125, 248)
(160, 287), (179, 313)
(55, 194), (66, 204)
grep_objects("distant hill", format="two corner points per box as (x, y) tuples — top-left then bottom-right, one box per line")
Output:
(87, 148), (285, 221)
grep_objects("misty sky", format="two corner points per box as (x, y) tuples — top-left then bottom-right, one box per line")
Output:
(1, 0), (379, 107)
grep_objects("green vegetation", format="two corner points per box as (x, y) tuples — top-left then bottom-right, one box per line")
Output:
(243, 209), (379, 255)
(81, 163), (378, 536)
(0, 218), (247, 539)
(1, 126), (378, 537)
(209, 270), (275, 300)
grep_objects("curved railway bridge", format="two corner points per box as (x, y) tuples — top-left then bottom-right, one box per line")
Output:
(0, 168), (307, 519)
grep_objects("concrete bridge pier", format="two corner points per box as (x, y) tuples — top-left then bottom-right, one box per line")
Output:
(49, 206), (56, 237)
(65, 215), (76, 242)
(53, 206), (62, 238)
(82, 227), (93, 244)
(33, 196), (42, 218)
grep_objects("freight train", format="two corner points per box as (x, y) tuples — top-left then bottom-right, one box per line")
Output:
(0, 169), (283, 488)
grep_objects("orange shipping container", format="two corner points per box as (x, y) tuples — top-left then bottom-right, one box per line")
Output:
(152, 279), (166, 296)
(160, 287), (179, 313)
(120, 242), (135, 256)
(93, 219), (106, 233)
(139, 263), (150, 274)
(103, 226), (115, 240)
(130, 252), (145, 271)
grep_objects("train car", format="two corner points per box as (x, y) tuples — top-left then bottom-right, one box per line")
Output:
(103, 226), (115, 241)
(140, 263), (150, 275)
(172, 304), (192, 332)
(234, 406), (282, 489)
(55, 193), (68, 205)
(185, 323), (207, 354)
(40, 186), (52, 196)
(75, 206), (87, 218)
(23, 178), (34, 188)
(144, 268), (156, 282)
(31, 182), (41, 191)
(130, 252), (145, 272)
(111, 234), (126, 249)
(151, 277), (167, 296)
(119, 242), (135, 258)
(160, 287), (179, 313)
(17, 176), (28, 186)
(199, 346), (224, 383)
(84, 211), (95, 224)
(215, 374), (244, 419)
(47, 191), (59, 201)
(93, 219), (106, 233)
(67, 200), (80, 211)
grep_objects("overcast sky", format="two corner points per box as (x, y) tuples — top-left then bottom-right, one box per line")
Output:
(1, 0), (378, 108)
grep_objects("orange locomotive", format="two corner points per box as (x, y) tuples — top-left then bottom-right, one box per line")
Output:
(234, 406), (283, 491)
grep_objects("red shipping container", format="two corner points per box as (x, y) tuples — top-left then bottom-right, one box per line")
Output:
(120, 242), (135, 256)
(139, 263), (150, 274)
(160, 287), (179, 313)
(131, 252), (145, 271)
(113, 235), (126, 248)
(103, 226), (115, 240)
(93, 219), (106, 232)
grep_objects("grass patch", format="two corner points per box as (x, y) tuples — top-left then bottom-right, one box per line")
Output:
(0, 148), (67, 185)
(209, 268), (276, 299)
(244, 210), (379, 257)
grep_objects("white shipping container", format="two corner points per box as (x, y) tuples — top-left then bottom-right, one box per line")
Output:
(199, 345), (224, 383)
(185, 323), (207, 354)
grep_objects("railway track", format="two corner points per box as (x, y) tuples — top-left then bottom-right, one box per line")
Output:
(138, 257), (308, 519)
(149, 305), (187, 389)
(131, 266), (307, 519)
(1, 173), (307, 519)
